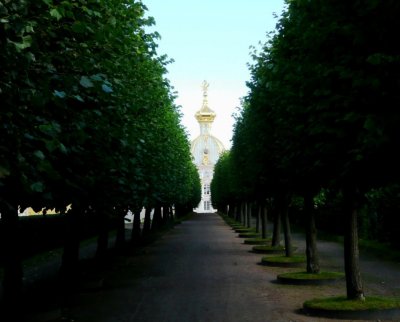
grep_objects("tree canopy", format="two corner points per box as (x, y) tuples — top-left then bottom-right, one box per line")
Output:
(0, 0), (201, 308)
(0, 0), (200, 214)
(211, 0), (400, 300)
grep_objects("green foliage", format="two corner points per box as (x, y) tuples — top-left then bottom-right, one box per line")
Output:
(307, 185), (400, 248)
(0, 0), (200, 215)
(212, 0), (400, 251)
(211, 151), (235, 209)
(223, 0), (400, 201)
(363, 185), (400, 246)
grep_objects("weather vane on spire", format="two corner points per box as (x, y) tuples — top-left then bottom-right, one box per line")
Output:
(202, 80), (209, 98)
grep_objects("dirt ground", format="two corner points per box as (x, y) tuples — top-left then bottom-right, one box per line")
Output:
(13, 214), (400, 321)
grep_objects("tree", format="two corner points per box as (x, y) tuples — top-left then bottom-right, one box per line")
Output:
(218, 0), (400, 301)
(0, 0), (200, 308)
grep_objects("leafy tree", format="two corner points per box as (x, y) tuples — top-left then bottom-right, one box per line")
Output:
(220, 0), (400, 301)
(0, 0), (200, 309)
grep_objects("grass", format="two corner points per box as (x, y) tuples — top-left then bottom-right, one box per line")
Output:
(174, 212), (194, 224)
(304, 296), (400, 311)
(244, 237), (271, 245)
(252, 245), (286, 253)
(358, 239), (400, 262)
(219, 214), (240, 226)
(316, 230), (344, 243)
(230, 224), (245, 229)
(278, 271), (344, 280)
(317, 229), (400, 261)
(299, 223), (400, 262)
(228, 221), (242, 224)
(238, 232), (260, 238)
(262, 255), (306, 264)
(226, 220), (240, 225)
(235, 227), (256, 232)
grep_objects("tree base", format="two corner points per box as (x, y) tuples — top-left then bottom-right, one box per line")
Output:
(302, 296), (400, 320)
(238, 232), (260, 238)
(243, 238), (272, 245)
(235, 228), (256, 233)
(252, 245), (290, 254)
(230, 224), (245, 229)
(261, 255), (305, 267)
(277, 271), (344, 285)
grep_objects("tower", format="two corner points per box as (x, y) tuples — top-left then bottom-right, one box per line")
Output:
(191, 81), (225, 213)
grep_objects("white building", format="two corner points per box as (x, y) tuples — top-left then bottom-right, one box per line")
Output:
(191, 81), (225, 213)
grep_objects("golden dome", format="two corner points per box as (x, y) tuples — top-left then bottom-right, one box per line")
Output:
(195, 80), (216, 123)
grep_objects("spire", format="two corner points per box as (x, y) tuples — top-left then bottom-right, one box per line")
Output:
(195, 80), (216, 123)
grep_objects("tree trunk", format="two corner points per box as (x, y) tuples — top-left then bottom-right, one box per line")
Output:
(115, 208), (126, 250)
(246, 202), (251, 228)
(175, 204), (188, 218)
(60, 206), (81, 299)
(256, 203), (261, 233)
(240, 202), (245, 225)
(1, 202), (22, 315)
(261, 202), (268, 239)
(234, 204), (240, 222)
(281, 195), (293, 257)
(228, 203), (234, 218)
(95, 209), (109, 260)
(271, 201), (281, 247)
(304, 192), (320, 274)
(151, 205), (162, 231)
(162, 205), (169, 223)
(343, 188), (365, 300)
(142, 207), (152, 236)
(131, 208), (141, 246)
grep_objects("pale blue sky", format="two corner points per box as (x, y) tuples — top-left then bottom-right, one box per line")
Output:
(143, 0), (286, 149)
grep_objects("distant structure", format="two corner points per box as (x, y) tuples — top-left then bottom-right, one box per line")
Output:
(191, 81), (225, 213)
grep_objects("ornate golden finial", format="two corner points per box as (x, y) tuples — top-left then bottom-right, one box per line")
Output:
(195, 80), (216, 123)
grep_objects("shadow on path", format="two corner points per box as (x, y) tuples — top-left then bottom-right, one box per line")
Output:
(18, 214), (400, 322)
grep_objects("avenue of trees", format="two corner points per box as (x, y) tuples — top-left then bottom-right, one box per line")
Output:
(211, 0), (400, 301)
(0, 0), (200, 311)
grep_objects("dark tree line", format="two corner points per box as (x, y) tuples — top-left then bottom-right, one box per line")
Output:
(212, 0), (400, 301)
(0, 0), (200, 314)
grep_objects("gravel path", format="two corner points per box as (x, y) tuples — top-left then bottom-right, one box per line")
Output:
(19, 213), (400, 321)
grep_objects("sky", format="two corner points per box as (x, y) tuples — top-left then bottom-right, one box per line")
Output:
(143, 0), (286, 149)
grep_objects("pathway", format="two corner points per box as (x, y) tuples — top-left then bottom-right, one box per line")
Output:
(23, 214), (400, 321)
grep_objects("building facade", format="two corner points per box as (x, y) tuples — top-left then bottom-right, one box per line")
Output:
(191, 81), (225, 213)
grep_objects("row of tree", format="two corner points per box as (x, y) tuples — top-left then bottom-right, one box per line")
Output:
(0, 0), (200, 311)
(211, 0), (400, 301)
